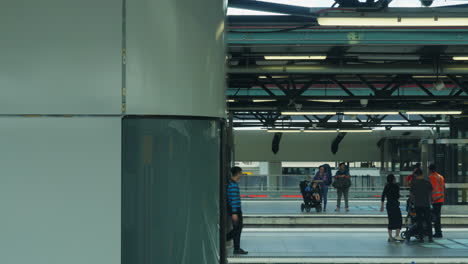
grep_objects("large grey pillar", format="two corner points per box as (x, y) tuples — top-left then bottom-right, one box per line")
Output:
(122, 1), (227, 264)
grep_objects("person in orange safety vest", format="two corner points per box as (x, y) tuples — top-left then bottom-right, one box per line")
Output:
(428, 164), (445, 238)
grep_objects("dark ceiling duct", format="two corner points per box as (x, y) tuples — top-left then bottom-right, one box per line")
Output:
(331, 132), (347, 155)
(272, 132), (282, 154)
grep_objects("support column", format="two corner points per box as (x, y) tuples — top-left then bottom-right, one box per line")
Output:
(267, 161), (283, 191)
(122, 0), (226, 264)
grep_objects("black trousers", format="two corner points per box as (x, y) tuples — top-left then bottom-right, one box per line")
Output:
(432, 203), (443, 235)
(415, 206), (433, 240)
(227, 212), (243, 250)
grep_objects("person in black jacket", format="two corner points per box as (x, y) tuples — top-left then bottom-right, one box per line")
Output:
(380, 174), (403, 242)
(410, 168), (434, 243)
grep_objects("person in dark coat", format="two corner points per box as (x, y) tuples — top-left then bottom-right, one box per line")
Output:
(380, 174), (403, 242)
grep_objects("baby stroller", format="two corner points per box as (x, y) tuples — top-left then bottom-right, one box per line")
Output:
(400, 198), (431, 241)
(299, 180), (322, 213)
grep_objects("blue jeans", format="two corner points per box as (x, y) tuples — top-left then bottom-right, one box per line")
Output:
(321, 185), (329, 210)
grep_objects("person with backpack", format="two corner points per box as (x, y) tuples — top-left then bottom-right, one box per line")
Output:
(226, 166), (248, 255)
(428, 164), (446, 238)
(314, 165), (332, 212)
(333, 163), (352, 212)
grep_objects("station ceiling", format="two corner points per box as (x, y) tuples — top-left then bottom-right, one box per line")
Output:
(226, 1), (468, 130)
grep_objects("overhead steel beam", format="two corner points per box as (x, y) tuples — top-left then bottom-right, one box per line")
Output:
(228, 64), (468, 75)
(227, 29), (468, 45)
(409, 77), (435, 97)
(448, 75), (468, 96)
(228, 95), (468, 101)
(227, 0), (317, 18)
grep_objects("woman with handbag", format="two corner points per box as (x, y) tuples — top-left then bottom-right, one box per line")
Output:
(313, 165), (332, 212)
(333, 163), (352, 212)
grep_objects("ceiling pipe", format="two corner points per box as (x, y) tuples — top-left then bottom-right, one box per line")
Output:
(228, 64), (468, 75)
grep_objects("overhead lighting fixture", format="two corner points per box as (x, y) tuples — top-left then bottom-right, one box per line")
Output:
(258, 75), (288, 79)
(343, 111), (399, 115)
(407, 111), (462, 115)
(264, 55), (327, 60)
(413, 75), (447, 78)
(253, 99), (277, 103)
(303, 130), (338, 133)
(340, 129), (373, 133)
(318, 15), (468, 27)
(281, 111), (336, 116)
(267, 129), (302, 133)
(453, 57), (468, 61)
(358, 55), (420, 61)
(303, 129), (373, 133)
(308, 99), (343, 103)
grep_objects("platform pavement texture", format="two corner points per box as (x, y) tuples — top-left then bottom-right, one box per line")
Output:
(227, 228), (468, 264)
(242, 200), (468, 216)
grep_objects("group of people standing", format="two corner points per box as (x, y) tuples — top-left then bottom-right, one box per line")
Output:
(226, 163), (446, 255)
(380, 163), (446, 243)
(313, 162), (352, 212)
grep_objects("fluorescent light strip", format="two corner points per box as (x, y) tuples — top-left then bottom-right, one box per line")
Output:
(413, 75), (447, 78)
(267, 129), (302, 133)
(304, 129), (373, 133)
(318, 17), (468, 27)
(258, 75), (288, 79)
(344, 111), (400, 115)
(282, 112), (336, 116)
(308, 99), (343, 103)
(407, 111), (462, 115)
(453, 57), (468, 61)
(252, 99), (276, 103)
(227, 99), (235, 103)
(264, 55), (327, 60)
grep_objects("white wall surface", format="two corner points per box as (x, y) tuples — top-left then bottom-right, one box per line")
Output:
(234, 130), (432, 162)
(126, 0), (226, 117)
(0, 0), (122, 114)
(0, 117), (121, 264)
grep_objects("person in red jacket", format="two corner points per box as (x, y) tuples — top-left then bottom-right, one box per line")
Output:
(405, 163), (421, 187)
(428, 164), (446, 238)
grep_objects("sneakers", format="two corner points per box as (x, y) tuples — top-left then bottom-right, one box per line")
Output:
(345, 208), (350, 212)
(433, 233), (443, 238)
(335, 207), (340, 212)
(234, 248), (248, 255)
(394, 236), (404, 242)
(388, 237), (396, 242)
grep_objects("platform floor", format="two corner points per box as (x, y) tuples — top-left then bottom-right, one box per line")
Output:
(242, 200), (468, 216)
(227, 228), (468, 263)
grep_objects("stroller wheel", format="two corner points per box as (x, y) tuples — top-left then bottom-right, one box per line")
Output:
(306, 207), (311, 213)
(400, 232), (406, 239)
(301, 203), (305, 212)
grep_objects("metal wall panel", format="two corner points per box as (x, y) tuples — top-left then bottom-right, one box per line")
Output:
(126, 0), (226, 117)
(0, 1), (122, 114)
(0, 117), (121, 264)
(122, 117), (221, 264)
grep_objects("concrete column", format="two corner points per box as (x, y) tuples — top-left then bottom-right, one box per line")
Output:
(267, 161), (283, 191)
(122, 0), (227, 264)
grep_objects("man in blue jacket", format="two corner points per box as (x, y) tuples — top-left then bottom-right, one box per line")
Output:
(226, 166), (248, 255)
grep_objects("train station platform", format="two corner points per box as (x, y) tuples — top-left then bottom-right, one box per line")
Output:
(227, 228), (468, 264)
(242, 200), (468, 227)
